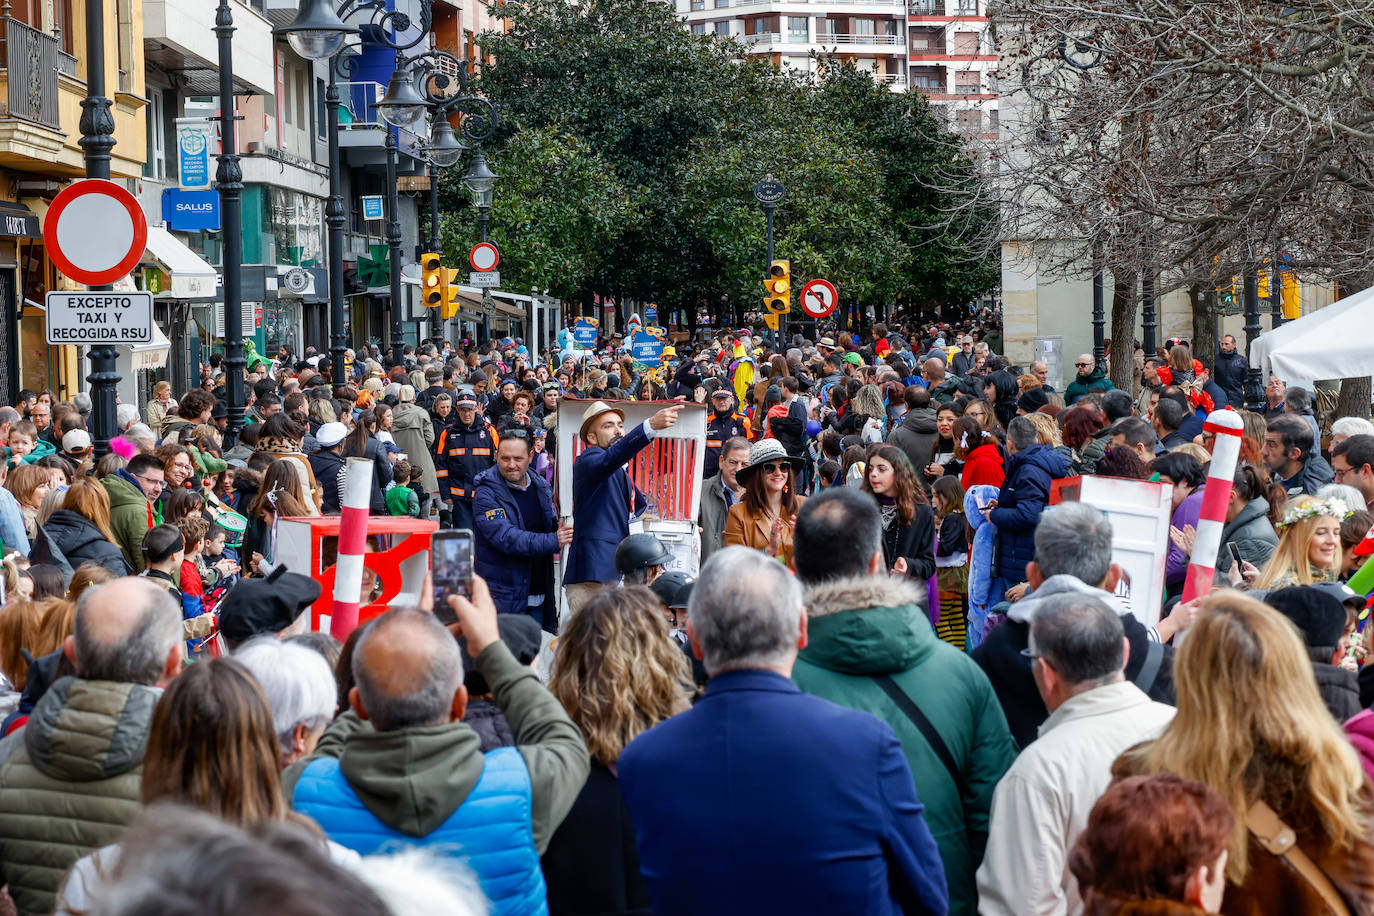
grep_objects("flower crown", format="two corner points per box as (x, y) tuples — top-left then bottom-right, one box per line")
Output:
(1276, 498), (1353, 530)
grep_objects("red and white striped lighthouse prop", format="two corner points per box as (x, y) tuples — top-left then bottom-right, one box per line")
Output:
(330, 457), (374, 639)
(1180, 410), (1245, 603)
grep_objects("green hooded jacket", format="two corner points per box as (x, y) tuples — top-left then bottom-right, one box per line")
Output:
(102, 472), (153, 573)
(793, 575), (1017, 916)
(1064, 367), (1116, 405)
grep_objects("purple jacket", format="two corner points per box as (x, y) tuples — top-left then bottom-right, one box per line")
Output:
(1345, 708), (1374, 784)
(1166, 487), (1205, 585)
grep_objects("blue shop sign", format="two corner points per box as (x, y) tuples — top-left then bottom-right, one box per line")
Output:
(162, 188), (221, 231)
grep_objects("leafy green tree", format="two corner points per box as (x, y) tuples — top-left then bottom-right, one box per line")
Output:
(455, 0), (998, 324)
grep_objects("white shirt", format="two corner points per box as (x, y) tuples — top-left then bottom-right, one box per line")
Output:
(976, 680), (1176, 916)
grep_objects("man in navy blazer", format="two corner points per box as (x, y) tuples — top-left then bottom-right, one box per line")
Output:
(563, 399), (682, 613)
(619, 546), (949, 916)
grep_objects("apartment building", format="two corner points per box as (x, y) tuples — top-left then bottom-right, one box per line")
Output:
(674, 0), (999, 135)
(678, 0), (908, 87)
(908, 0), (996, 136)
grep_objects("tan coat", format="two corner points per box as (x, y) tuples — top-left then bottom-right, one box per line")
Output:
(722, 497), (805, 566)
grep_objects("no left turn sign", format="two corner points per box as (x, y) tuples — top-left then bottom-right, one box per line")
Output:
(800, 279), (838, 319)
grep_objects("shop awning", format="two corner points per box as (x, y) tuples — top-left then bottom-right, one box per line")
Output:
(131, 323), (171, 372)
(144, 226), (218, 299)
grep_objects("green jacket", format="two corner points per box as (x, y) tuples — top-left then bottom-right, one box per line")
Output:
(0, 677), (158, 916)
(793, 576), (1017, 916)
(103, 472), (153, 573)
(1064, 367), (1116, 404)
(284, 640), (589, 854)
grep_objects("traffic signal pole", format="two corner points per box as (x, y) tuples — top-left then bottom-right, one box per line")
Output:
(765, 204), (780, 343)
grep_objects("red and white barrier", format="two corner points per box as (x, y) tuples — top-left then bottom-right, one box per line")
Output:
(1181, 410), (1245, 603)
(330, 457), (374, 639)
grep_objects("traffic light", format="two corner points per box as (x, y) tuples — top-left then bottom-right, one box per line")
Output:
(764, 260), (790, 314)
(440, 268), (462, 320)
(421, 253), (443, 308)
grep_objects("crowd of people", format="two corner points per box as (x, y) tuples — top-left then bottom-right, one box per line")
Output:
(0, 316), (1372, 914)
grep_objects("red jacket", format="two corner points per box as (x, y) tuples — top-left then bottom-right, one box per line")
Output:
(960, 442), (1005, 490)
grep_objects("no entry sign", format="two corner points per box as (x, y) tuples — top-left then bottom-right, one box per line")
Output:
(800, 279), (838, 319)
(43, 180), (148, 286)
(469, 242), (500, 272)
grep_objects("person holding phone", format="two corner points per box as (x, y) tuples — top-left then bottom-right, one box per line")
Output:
(564, 400), (683, 615)
(472, 419), (572, 633)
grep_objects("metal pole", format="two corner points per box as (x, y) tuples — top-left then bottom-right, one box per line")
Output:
(765, 204), (781, 343)
(215, 0), (245, 443)
(326, 67), (347, 385)
(1242, 268), (1264, 410)
(478, 205), (490, 343)
(78, 0), (118, 455)
(1270, 252), (1284, 329)
(1091, 242), (1105, 366)
(385, 122), (404, 367)
(428, 161), (442, 348)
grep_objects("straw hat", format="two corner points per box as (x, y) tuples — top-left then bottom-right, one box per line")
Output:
(579, 400), (626, 441)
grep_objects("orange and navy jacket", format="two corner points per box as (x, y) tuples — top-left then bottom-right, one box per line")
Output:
(704, 411), (751, 479)
(434, 417), (499, 502)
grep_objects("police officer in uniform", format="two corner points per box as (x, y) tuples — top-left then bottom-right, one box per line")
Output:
(434, 388), (497, 531)
(703, 387), (750, 480)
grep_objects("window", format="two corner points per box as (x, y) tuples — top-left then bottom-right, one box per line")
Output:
(855, 18), (875, 43)
(142, 89), (167, 181)
(988, 109), (999, 130)
(952, 31), (980, 54)
(956, 0), (977, 12)
(692, 22), (705, 34)
(715, 0), (728, 8)
(955, 71), (980, 93)
(317, 78), (327, 141)
(715, 20), (730, 35)
(910, 68), (944, 91)
(956, 109), (981, 131)
(787, 16), (807, 41)
(909, 0), (940, 13)
(691, 0), (704, 9)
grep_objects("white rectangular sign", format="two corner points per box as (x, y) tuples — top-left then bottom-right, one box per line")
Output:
(469, 270), (501, 288)
(45, 291), (154, 345)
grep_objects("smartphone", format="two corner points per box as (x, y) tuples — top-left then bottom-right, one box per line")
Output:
(431, 529), (474, 625)
(1227, 542), (1243, 567)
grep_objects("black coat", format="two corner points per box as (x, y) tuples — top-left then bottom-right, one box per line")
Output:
(32, 509), (131, 579)
(1213, 349), (1248, 408)
(308, 448), (346, 514)
(541, 761), (653, 916)
(881, 504), (936, 582)
(972, 612), (1176, 749)
(1312, 661), (1361, 724)
(988, 445), (1074, 587)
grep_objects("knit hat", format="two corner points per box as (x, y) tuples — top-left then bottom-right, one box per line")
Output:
(1017, 388), (1051, 414)
(1266, 586), (1347, 651)
(843, 352), (862, 367)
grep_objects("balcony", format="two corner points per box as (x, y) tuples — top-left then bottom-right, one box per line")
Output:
(735, 0), (906, 6)
(0, 18), (61, 131)
(816, 32), (904, 47)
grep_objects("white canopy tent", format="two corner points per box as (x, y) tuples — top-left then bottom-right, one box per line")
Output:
(1249, 285), (1374, 390)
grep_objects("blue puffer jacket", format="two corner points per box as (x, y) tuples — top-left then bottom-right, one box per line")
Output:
(988, 444), (1075, 587)
(472, 466), (560, 622)
(293, 747), (547, 916)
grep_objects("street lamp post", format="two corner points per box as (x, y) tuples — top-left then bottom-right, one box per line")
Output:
(1242, 268), (1264, 410)
(77, 0), (118, 455)
(384, 119), (405, 368)
(324, 70), (348, 384)
(215, 0), (246, 444)
(462, 149), (498, 343)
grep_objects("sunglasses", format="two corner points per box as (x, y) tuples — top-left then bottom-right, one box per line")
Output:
(502, 428), (532, 440)
(1075, 362), (1092, 368)
(758, 462), (791, 474)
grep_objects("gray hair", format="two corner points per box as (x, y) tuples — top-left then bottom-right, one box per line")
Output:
(1034, 503), (1114, 587)
(688, 547), (803, 674)
(0, 406), (19, 428)
(1317, 484), (1369, 517)
(1284, 385), (1312, 414)
(73, 579), (182, 684)
(1029, 592), (1125, 686)
(233, 638), (337, 753)
(1332, 417), (1374, 440)
(352, 609), (463, 732)
(1007, 415), (1039, 451)
(116, 403), (140, 429)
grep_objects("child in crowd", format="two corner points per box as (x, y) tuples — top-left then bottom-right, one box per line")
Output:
(407, 463), (430, 515)
(140, 524), (216, 647)
(7, 421), (36, 467)
(385, 458), (420, 517)
(817, 459), (841, 489)
(932, 475), (970, 650)
(177, 515), (208, 629)
(200, 521), (240, 593)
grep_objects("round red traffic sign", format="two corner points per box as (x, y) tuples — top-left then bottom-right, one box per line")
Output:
(469, 242), (500, 272)
(43, 180), (148, 286)
(800, 279), (838, 318)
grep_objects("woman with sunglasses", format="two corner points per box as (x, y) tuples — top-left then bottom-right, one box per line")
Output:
(723, 439), (807, 566)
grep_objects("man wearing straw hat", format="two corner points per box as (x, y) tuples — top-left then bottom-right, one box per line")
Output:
(563, 399), (683, 615)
